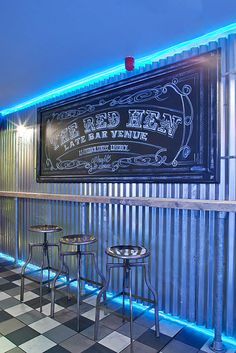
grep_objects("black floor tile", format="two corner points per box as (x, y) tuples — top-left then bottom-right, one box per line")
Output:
(0, 282), (18, 291)
(0, 271), (14, 278)
(0, 310), (14, 322)
(4, 274), (21, 281)
(32, 287), (51, 296)
(100, 313), (124, 330)
(55, 296), (77, 308)
(0, 278), (9, 285)
(137, 329), (172, 351)
(112, 304), (143, 321)
(25, 297), (51, 309)
(175, 327), (209, 349)
(44, 345), (71, 353)
(63, 316), (94, 332)
(134, 309), (155, 329)
(83, 342), (116, 353)
(161, 339), (199, 353)
(0, 297), (20, 309)
(6, 325), (40, 345)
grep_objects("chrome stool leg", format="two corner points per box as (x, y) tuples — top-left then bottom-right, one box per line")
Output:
(122, 266), (126, 322)
(21, 225), (63, 313)
(90, 251), (107, 306)
(20, 243), (33, 302)
(51, 242), (72, 318)
(143, 263), (159, 337)
(95, 260), (160, 343)
(130, 262), (160, 337)
(127, 264), (133, 346)
(21, 243), (44, 302)
(46, 250), (50, 286)
(81, 251), (107, 302)
(94, 264), (111, 341)
(63, 261), (71, 300)
(39, 247), (46, 313)
(76, 248), (81, 332)
(95, 245), (159, 345)
(50, 234), (106, 333)
(51, 251), (65, 317)
(42, 232), (50, 287)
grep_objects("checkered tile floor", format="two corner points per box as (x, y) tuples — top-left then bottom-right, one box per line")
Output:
(0, 257), (235, 353)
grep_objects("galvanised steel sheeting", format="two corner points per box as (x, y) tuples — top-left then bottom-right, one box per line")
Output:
(0, 197), (15, 256)
(0, 35), (236, 337)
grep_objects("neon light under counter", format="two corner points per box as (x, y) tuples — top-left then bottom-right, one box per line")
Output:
(0, 251), (236, 348)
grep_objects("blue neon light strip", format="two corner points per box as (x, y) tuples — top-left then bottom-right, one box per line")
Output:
(1, 22), (236, 117)
(1, 251), (236, 348)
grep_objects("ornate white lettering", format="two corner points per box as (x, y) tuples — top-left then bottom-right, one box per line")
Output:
(83, 111), (120, 133)
(68, 122), (80, 139)
(143, 110), (160, 131)
(126, 109), (145, 128)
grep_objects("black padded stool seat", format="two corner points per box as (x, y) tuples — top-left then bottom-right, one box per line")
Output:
(94, 244), (159, 347)
(50, 234), (106, 332)
(20, 224), (63, 312)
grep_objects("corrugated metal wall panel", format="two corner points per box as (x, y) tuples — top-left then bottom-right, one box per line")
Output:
(0, 35), (236, 337)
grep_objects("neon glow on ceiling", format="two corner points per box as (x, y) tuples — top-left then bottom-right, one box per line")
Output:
(1, 22), (236, 117)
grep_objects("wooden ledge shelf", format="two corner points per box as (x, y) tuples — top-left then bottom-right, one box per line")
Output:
(0, 191), (235, 213)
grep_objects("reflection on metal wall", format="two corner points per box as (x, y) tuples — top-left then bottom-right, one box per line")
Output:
(0, 35), (236, 336)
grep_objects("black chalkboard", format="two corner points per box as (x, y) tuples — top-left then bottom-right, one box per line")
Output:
(37, 50), (220, 183)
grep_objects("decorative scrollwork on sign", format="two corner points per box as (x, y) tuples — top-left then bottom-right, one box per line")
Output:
(52, 105), (96, 121)
(49, 84), (178, 121)
(44, 77), (194, 175)
(39, 51), (218, 182)
(48, 148), (169, 175)
(55, 159), (91, 170)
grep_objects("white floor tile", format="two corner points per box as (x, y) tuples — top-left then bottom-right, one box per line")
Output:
(14, 291), (39, 302)
(99, 331), (130, 352)
(11, 267), (22, 274)
(83, 295), (103, 306)
(29, 317), (60, 333)
(151, 319), (185, 337)
(81, 307), (109, 321)
(0, 291), (11, 301)
(36, 303), (64, 316)
(0, 336), (16, 352)
(19, 335), (56, 353)
(5, 303), (33, 316)
(13, 279), (32, 286)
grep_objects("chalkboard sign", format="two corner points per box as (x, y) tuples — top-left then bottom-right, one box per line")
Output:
(37, 50), (220, 183)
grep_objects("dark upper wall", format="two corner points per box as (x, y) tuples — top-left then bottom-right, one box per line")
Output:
(0, 0), (236, 110)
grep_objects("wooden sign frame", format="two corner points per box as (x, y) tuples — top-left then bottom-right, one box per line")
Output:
(37, 50), (220, 183)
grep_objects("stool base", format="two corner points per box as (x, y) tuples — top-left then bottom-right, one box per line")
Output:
(94, 260), (159, 345)
(21, 241), (59, 312)
(51, 245), (106, 332)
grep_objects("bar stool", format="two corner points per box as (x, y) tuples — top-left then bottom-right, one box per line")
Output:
(20, 224), (63, 312)
(94, 245), (159, 345)
(50, 234), (106, 331)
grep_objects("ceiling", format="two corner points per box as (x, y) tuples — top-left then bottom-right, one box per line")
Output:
(0, 0), (235, 112)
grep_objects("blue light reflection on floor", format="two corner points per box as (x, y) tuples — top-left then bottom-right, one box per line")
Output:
(1, 22), (236, 117)
(0, 251), (236, 348)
